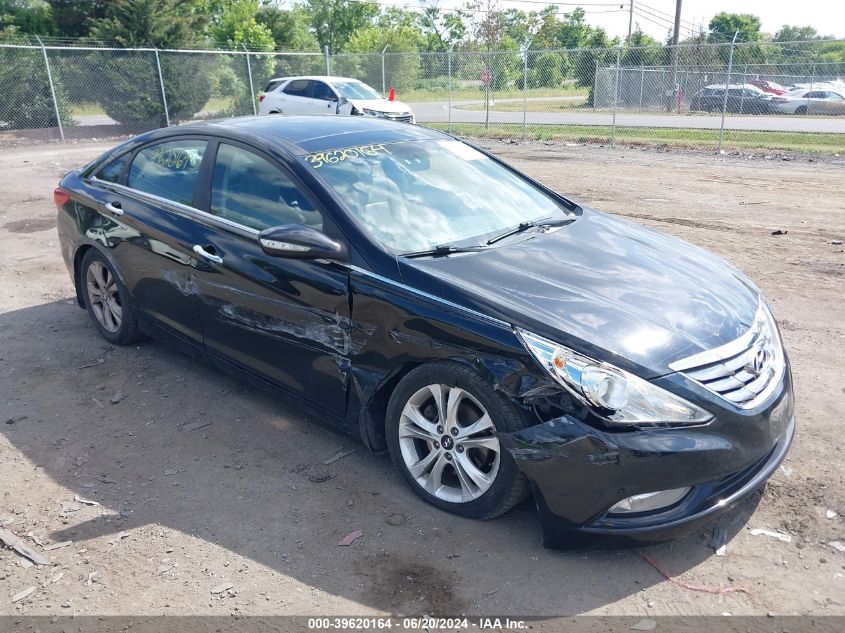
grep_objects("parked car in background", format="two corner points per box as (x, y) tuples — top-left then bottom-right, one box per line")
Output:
(748, 79), (786, 95)
(690, 84), (770, 114)
(769, 88), (845, 115)
(259, 75), (415, 123)
(54, 116), (794, 548)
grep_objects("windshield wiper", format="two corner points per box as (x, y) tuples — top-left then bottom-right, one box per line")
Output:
(401, 244), (488, 258)
(485, 216), (572, 245)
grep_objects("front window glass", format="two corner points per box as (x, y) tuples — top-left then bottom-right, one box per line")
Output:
(332, 81), (382, 100)
(127, 140), (207, 207)
(94, 153), (130, 183)
(312, 81), (336, 100)
(211, 143), (322, 231)
(304, 140), (573, 253)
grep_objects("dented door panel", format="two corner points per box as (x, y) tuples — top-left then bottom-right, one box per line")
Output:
(192, 225), (351, 417)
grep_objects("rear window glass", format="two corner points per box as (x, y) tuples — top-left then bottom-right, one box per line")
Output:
(264, 79), (284, 92)
(283, 79), (310, 97)
(127, 140), (207, 207)
(94, 153), (130, 183)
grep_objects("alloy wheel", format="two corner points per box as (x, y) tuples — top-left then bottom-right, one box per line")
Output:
(398, 384), (501, 503)
(85, 260), (122, 333)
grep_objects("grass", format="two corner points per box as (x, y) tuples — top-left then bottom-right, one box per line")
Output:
(401, 85), (585, 103)
(70, 102), (106, 117)
(457, 96), (589, 112)
(428, 122), (845, 155)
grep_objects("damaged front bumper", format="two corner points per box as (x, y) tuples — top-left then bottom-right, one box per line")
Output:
(498, 374), (795, 549)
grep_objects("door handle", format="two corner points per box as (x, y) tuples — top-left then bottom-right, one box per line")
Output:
(192, 244), (223, 265)
(104, 201), (123, 216)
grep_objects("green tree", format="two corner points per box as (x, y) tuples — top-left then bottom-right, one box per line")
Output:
(45, 0), (107, 37)
(774, 25), (821, 42)
(0, 0), (56, 36)
(256, 3), (318, 50)
(622, 28), (666, 67)
(91, 0), (208, 48)
(207, 0), (274, 50)
(307, 0), (378, 52)
(346, 20), (422, 91)
(555, 8), (596, 49)
(707, 12), (762, 44)
(89, 0), (213, 124)
(418, 4), (466, 52)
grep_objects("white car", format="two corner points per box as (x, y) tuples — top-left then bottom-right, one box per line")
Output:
(769, 88), (845, 115)
(258, 75), (415, 123)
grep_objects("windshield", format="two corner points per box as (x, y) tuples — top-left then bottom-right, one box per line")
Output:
(303, 139), (574, 253)
(332, 81), (383, 100)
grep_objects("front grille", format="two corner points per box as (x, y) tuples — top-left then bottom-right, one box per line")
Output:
(669, 302), (784, 409)
(384, 113), (413, 123)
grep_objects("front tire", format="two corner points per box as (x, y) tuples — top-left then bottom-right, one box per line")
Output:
(386, 362), (528, 519)
(80, 249), (142, 345)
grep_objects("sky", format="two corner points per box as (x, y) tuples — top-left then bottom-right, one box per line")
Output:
(384, 1), (845, 41)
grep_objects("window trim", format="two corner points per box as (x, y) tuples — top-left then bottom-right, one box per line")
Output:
(118, 134), (213, 207)
(196, 138), (328, 235)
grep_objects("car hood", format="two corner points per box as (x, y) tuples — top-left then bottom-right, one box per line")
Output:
(346, 98), (412, 114)
(398, 209), (760, 378)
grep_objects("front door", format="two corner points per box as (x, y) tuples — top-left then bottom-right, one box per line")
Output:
(190, 141), (351, 416)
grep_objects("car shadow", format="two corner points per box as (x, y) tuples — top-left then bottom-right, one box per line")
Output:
(0, 300), (762, 616)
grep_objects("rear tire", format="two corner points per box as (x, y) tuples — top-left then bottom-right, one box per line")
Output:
(386, 361), (528, 520)
(80, 249), (142, 346)
(795, 105), (808, 115)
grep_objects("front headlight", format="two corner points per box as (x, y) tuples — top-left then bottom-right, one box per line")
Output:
(517, 329), (712, 426)
(362, 108), (387, 118)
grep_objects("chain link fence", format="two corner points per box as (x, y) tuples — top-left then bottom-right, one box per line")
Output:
(2, 39), (844, 154)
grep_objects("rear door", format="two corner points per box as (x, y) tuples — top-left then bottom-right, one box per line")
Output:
(91, 137), (210, 344)
(278, 79), (313, 114)
(189, 140), (351, 415)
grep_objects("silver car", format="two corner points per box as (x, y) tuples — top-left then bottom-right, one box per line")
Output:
(769, 88), (845, 115)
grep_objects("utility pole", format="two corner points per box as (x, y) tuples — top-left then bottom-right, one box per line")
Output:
(669, 0), (683, 111)
(672, 0), (682, 47)
(627, 1), (634, 46)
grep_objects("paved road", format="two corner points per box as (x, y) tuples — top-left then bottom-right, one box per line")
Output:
(410, 100), (845, 133)
(73, 101), (845, 134)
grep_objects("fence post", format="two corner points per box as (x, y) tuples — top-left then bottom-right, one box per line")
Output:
(242, 44), (257, 115)
(639, 66), (645, 109)
(447, 48), (453, 134)
(35, 35), (63, 141)
(611, 46), (621, 148)
(522, 48), (528, 141)
(381, 45), (388, 94)
(324, 45), (331, 75)
(154, 49), (170, 127)
(807, 60), (817, 115)
(718, 31), (739, 153)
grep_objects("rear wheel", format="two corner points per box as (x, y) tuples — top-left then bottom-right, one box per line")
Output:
(386, 362), (528, 519)
(81, 249), (142, 345)
(795, 105), (808, 115)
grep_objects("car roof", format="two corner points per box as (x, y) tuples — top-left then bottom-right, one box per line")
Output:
(266, 76), (362, 84)
(703, 83), (762, 91)
(161, 115), (448, 155)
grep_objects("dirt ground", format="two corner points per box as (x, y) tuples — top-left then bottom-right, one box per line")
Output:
(1, 139), (844, 619)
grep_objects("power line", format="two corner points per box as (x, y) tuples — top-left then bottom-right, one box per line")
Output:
(638, 0), (695, 28)
(346, 0), (628, 15)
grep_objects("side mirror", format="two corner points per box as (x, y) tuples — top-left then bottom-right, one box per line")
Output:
(258, 224), (344, 260)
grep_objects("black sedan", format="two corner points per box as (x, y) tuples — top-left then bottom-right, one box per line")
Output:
(690, 84), (771, 114)
(55, 116), (794, 547)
